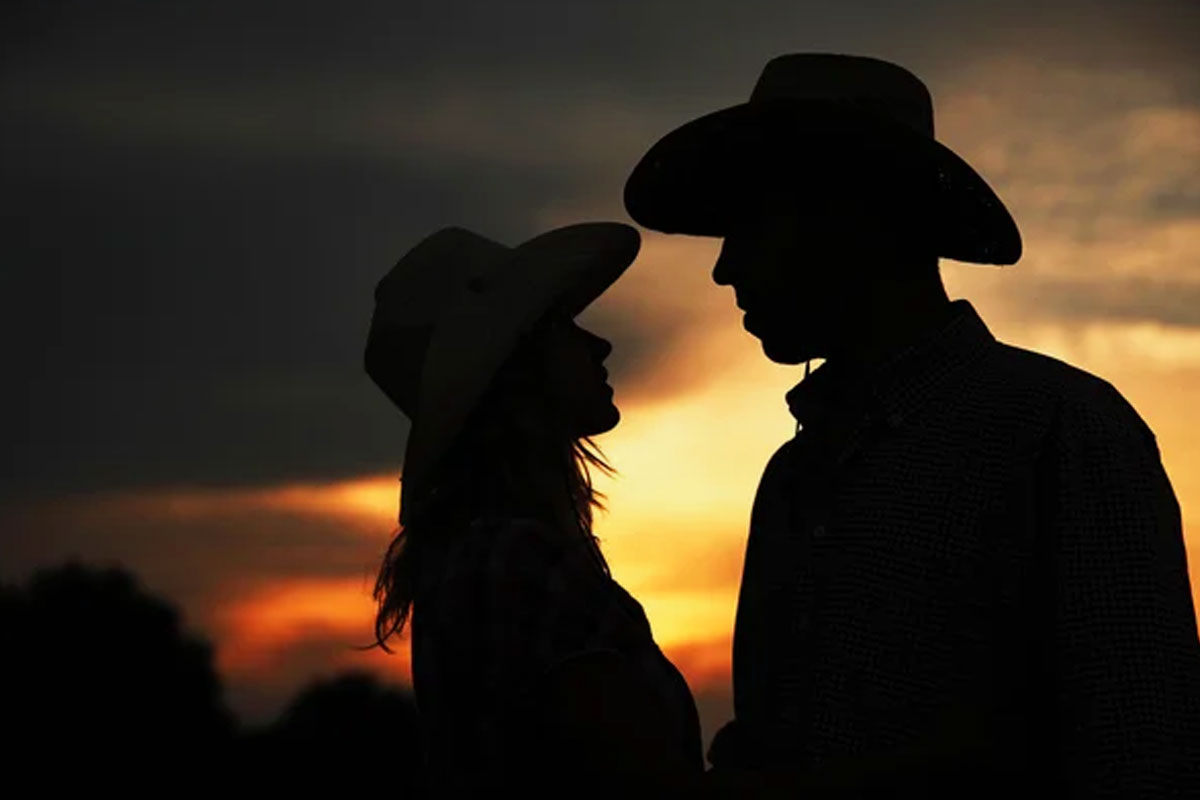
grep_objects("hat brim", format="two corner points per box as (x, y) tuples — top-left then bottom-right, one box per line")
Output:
(624, 99), (1021, 265)
(399, 222), (638, 517)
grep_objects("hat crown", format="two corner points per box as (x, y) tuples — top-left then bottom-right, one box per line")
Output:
(365, 227), (512, 416)
(749, 53), (934, 137)
(372, 227), (510, 327)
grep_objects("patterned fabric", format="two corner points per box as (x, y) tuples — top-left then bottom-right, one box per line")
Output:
(411, 516), (702, 794)
(711, 300), (1200, 797)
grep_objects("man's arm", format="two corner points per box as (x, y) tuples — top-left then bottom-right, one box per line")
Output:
(1039, 382), (1200, 797)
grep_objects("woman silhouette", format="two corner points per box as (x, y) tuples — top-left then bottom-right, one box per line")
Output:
(363, 223), (703, 795)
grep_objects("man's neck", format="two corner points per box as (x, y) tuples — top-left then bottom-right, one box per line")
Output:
(827, 277), (954, 370)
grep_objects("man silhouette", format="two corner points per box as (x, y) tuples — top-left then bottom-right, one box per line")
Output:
(625, 54), (1200, 797)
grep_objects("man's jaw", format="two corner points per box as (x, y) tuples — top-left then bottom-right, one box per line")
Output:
(755, 326), (823, 365)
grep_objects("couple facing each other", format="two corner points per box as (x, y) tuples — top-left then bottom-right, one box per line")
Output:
(362, 55), (1200, 796)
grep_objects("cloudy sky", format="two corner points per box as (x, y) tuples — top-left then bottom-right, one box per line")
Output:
(3, 0), (1198, 743)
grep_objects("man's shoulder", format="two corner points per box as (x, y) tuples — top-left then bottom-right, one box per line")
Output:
(982, 341), (1106, 391)
(983, 341), (1157, 449)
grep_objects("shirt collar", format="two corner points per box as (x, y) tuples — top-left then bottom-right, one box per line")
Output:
(785, 299), (996, 431)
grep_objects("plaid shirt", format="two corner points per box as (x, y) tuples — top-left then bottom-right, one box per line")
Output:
(711, 300), (1200, 797)
(411, 516), (702, 794)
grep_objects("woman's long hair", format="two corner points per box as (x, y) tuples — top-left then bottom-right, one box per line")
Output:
(363, 316), (613, 654)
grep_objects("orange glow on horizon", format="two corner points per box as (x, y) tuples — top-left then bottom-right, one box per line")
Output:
(65, 477), (403, 525)
(214, 576), (403, 676)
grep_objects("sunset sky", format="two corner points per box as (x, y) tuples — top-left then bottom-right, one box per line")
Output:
(3, 0), (1198, 747)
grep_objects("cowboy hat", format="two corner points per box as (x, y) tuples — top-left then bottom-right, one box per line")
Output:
(364, 222), (638, 523)
(624, 53), (1021, 265)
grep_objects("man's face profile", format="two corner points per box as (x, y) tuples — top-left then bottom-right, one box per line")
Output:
(712, 192), (864, 364)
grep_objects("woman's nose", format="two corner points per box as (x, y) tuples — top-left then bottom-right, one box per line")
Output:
(712, 240), (737, 286)
(583, 328), (613, 362)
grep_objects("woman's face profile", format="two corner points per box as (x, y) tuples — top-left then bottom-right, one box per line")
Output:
(534, 312), (620, 438)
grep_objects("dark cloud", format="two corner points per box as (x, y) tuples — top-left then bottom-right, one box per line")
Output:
(2, 1), (927, 89)
(1149, 187), (1200, 220)
(7, 1), (1195, 84)
(1, 117), (585, 497)
(4, 0), (1196, 499)
(0, 494), (385, 619)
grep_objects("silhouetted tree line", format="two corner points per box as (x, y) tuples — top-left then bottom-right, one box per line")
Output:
(1, 561), (425, 793)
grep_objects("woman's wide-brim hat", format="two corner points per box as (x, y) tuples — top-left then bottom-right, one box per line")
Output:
(364, 222), (639, 523)
(624, 53), (1022, 265)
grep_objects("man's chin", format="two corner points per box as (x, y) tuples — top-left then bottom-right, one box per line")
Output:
(760, 336), (815, 365)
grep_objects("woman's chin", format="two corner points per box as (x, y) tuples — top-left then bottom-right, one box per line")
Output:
(579, 402), (620, 437)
